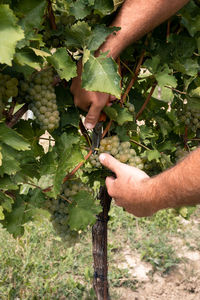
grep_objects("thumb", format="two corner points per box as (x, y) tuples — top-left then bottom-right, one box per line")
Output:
(84, 104), (102, 129)
(99, 153), (122, 175)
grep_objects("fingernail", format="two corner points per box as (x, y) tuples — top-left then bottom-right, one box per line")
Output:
(85, 122), (94, 129)
(99, 154), (106, 163)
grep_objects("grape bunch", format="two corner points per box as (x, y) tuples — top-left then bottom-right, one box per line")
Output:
(89, 135), (144, 169)
(0, 73), (18, 119)
(179, 106), (200, 133)
(44, 179), (89, 243)
(26, 69), (60, 131)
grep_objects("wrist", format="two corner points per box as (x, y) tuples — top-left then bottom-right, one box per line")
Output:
(138, 177), (165, 216)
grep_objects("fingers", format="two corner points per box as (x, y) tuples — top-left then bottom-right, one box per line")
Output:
(99, 153), (122, 175)
(84, 103), (102, 129)
(105, 176), (116, 197)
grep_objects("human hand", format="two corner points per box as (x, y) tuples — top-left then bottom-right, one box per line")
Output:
(70, 60), (116, 129)
(99, 153), (157, 217)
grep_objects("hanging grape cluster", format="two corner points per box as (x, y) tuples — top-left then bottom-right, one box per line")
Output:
(20, 68), (60, 131)
(44, 179), (90, 243)
(0, 73), (18, 119)
(179, 105), (200, 133)
(89, 135), (144, 169)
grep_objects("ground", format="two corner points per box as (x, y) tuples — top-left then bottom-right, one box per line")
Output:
(111, 216), (200, 300)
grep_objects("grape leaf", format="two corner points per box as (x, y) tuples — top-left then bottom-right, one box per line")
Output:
(0, 144), (21, 176)
(0, 123), (30, 151)
(94, 0), (114, 14)
(82, 53), (121, 98)
(0, 206), (4, 220)
(65, 21), (92, 48)
(0, 149), (2, 166)
(68, 190), (101, 230)
(61, 108), (80, 128)
(0, 4), (24, 65)
(14, 47), (42, 69)
(0, 190), (13, 213)
(69, 0), (92, 19)
(47, 48), (77, 81)
(146, 149), (161, 162)
(17, 0), (46, 31)
(0, 176), (18, 190)
(152, 86), (174, 103)
(88, 25), (120, 51)
(48, 133), (82, 198)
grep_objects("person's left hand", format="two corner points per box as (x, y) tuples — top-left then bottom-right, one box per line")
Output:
(99, 153), (156, 217)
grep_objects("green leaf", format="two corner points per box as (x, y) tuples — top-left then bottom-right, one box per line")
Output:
(0, 4), (24, 65)
(82, 53), (121, 98)
(61, 108), (80, 128)
(0, 149), (2, 166)
(154, 116), (172, 138)
(173, 58), (199, 76)
(14, 47), (42, 69)
(186, 96), (200, 111)
(30, 47), (51, 58)
(48, 133), (82, 198)
(1, 195), (26, 237)
(155, 71), (177, 88)
(0, 144), (21, 176)
(17, 0), (46, 32)
(65, 21), (92, 48)
(115, 106), (133, 125)
(88, 25), (120, 51)
(69, 0), (92, 19)
(0, 206), (4, 220)
(103, 106), (118, 120)
(146, 149), (161, 162)
(68, 190), (101, 230)
(94, 0), (114, 14)
(47, 48), (77, 81)
(0, 190), (13, 213)
(0, 176), (18, 190)
(0, 123), (30, 151)
(152, 86), (174, 102)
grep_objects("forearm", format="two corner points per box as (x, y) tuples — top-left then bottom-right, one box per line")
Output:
(145, 148), (200, 212)
(100, 0), (189, 58)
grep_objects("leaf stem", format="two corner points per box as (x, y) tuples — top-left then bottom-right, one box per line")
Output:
(121, 50), (145, 105)
(6, 103), (29, 128)
(136, 83), (157, 120)
(130, 139), (150, 150)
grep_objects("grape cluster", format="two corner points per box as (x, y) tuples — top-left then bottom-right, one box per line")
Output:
(44, 179), (89, 243)
(26, 69), (60, 131)
(89, 135), (144, 169)
(179, 106), (200, 133)
(0, 73), (18, 119)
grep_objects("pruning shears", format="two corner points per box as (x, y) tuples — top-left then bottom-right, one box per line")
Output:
(91, 112), (106, 154)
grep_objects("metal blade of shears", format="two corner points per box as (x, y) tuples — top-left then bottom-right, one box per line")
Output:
(92, 121), (103, 154)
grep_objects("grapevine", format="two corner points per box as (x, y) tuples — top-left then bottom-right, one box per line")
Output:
(0, 0), (199, 298)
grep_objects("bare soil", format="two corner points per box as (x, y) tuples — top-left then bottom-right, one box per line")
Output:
(113, 218), (200, 300)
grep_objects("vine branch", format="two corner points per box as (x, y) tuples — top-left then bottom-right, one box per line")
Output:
(121, 50), (145, 105)
(6, 103), (29, 128)
(136, 83), (157, 120)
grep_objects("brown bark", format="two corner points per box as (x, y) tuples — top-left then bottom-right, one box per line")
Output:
(92, 186), (112, 300)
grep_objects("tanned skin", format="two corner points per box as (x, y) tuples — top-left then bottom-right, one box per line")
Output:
(70, 0), (190, 129)
(71, 0), (199, 217)
(99, 149), (200, 217)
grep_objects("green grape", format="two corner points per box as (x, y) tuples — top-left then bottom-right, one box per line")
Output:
(22, 69), (60, 131)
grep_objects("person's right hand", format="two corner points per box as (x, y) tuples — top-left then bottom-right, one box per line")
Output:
(70, 60), (116, 129)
